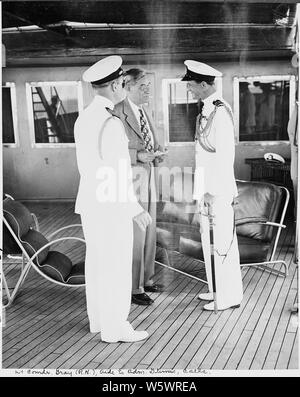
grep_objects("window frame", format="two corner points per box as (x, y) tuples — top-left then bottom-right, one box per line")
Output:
(162, 77), (223, 146)
(233, 74), (296, 145)
(2, 82), (19, 148)
(26, 81), (84, 148)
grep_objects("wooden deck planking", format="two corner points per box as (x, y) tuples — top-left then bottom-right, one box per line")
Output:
(95, 275), (199, 369)
(4, 290), (86, 367)
(224, 329), (254, 370)
(262, 287), (298, 370)
(237, 256), (295, 367)
(211, 268), (265, 369)
(2, 201), (298, 370)
(3, 286), (84, 344)
(242, 258), (294, 367)
(199, 267), (265, 369)
(117, 281), (203, 369)
(160, 271), (257, 369)
(62, 280), (200, 369)
(78, 276), (187, 369)
(276, 332), (298, 369)
(223, 253), (296, 368)
(184, 266), (265, 369)
(249, 267), (297, 369)
(34, 266), (181, 369)
(4, 269), (71, 325)
(262, 293), (297, 366)
(288, 330), (299, 369)
(45, 269), (182, 369)
(224, 267), (283, 368)
(151, 269), (254, 369)
(3, 281), (81, 346)
(3, 278), (67, 336)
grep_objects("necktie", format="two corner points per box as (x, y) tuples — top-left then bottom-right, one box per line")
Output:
(139, 108), (154, 152)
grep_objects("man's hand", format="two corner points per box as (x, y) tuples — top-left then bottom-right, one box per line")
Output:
(154, 146), (168, 164)
(204, 192), (216, 208)
(134, 210), (152, 231)
(137, 150), (156, 163)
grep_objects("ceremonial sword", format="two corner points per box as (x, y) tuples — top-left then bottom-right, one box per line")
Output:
(207, 202), (218, 314)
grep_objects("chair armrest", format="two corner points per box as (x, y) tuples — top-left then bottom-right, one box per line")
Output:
(47, 224), (83, 239)
(29, 236), (86, 263)
(31, 213), (40, 231)
(263, 221), (286, 229)
(236, 220), (286, 229)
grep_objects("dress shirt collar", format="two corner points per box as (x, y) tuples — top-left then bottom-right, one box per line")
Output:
(128, 97), (146, 124)
(128, 97), (143, 113)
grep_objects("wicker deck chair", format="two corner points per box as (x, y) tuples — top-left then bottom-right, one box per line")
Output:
(2, 195), (85, 310)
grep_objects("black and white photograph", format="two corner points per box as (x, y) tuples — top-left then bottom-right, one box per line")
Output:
(0, 0), (299, 380)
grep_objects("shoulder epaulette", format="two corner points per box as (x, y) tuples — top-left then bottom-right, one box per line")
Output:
(213, 99), (234, 125)
(212, 99), (224, 107)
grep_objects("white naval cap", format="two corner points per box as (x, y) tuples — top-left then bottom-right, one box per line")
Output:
(82, 55), (124, 85)
(182, 60), (222, 82)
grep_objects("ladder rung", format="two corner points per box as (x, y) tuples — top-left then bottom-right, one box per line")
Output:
(33, 110), (46, 113)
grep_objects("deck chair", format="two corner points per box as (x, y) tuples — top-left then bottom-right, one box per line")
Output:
(2, 195), (85, 310)
(156, 178), (290, 282)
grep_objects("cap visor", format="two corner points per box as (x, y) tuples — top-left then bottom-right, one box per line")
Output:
(181, 74), (192, 81)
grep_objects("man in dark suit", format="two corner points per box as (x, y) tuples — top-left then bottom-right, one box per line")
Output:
(115, 68), (166, 305)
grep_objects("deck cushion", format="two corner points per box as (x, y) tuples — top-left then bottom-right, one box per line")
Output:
(2, 223), (22, 255)
(237, 235), (270, 264)
(157, 221), (270, 264)
(66, 262), (85, 285)
(38, 251), (73, 283)
(22, 229), (50, 265)
(234, 181), (282, 242)
(3, 199), (33, 237)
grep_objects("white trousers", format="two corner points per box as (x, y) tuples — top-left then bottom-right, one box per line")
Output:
(200, 196), (243, 308)
(81, 209), (134, 341)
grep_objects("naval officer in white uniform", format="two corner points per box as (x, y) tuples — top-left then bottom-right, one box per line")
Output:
(182, 60), (243, 311)
(74, 56), (151, 342)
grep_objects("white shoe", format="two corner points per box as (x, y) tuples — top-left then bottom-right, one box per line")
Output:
(102, 330), (149, 343)
(203, 302), (240, 311)
(198, 292), (213, 301)
(119, 330), (149, 343)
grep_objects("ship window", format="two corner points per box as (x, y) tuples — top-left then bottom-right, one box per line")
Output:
(26, 81), (83, 146)
(162, 78), (222, 144)
(2, 83), (18, 146)
(234, 75), (296, 143)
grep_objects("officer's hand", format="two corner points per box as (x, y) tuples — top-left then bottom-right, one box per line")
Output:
(137, 150), (156, 163)
(204, 193), (215, 208)
(134, 211), (152, 231)
(154, 146), (168, 164)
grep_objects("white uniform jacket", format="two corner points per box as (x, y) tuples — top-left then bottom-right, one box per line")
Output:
(74, 95), (143, 219)
(193, 91), (238, 201)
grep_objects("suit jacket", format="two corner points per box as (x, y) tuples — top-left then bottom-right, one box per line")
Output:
(114, 97), (160, 166)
